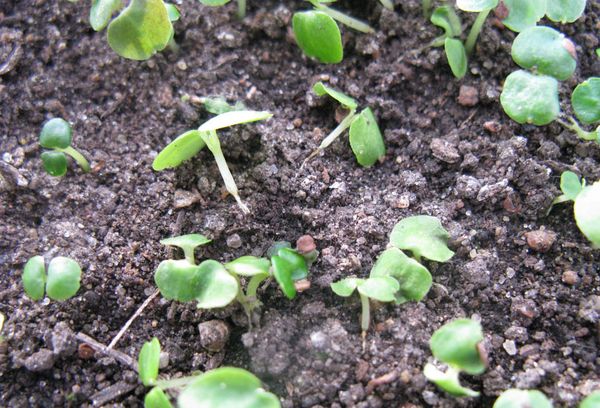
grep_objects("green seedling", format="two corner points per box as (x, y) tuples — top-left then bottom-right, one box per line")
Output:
(305, 82), (385, 167)
(499, 0), (546, 32)
(153, 110), (272, 214)
(389, 215), (454, 262)
(139, 337), (161, 386)
(546, 0), (587, 24)
(22, 256), (82, 301)
(456, 0), (498, 55)
(493, 389), (552, 408)
(39, 118), (90, 177)
(580, 391), (600, 408)
(424, 318), (487, 397)
(292, 0), (373, 64)
(90, 0), (178, 60)
(198, 0), (247, 19)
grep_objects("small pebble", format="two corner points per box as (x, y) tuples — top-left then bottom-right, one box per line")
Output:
(457, 85), (479, 107)
(525, 229), (556, 253)
(78, 343), (95, 360)
(562, 270), (578, 285)
(198, 320), (230, 352)
(173, 189), (202, 209)
(24, 349), (55, 372)
(296, 235), (316, 254)
(226, 233), (242, 249)
(503, 340), (517, 356)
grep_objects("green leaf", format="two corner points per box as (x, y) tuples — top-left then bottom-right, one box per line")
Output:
(456, 0), (498, 12)
(153, 130), (206, 171)
(574, 181), (600, 248)
(90, 0), (123, 31)
(292, 11), (343, 64)
(276, 248), (309, 280)
(348, 107), (386, 167)
(356, 276), (399, 302)
(389, 215), (454, 262)
(225, 256), (271, 276)
(194, 260), (239, 308)
(266, 241), (292, 258)
(154, 260), (206, 302)
(580, 391), (600, 408)
(22, 256), (46, 301)
(423, 363), (480, 397)
(572, 77), (600, 125)
(138, 338), (160, 386)
(198, 0), (231, 5)
(546, 0), (586, 23)
(312, 81), (358, 110)
(560, 171), (583, 200)
(198, 111), (273, 132)
(165, 3), (180, 21)
(178, 367), (281, 408)
(41, 151), (68, 177)
(500, 0), (546, 32)
(370, 248), (432, 304)
(500, 70), (560, 126)
(430, 318), (486, 375)
(39, 118), (72, 149)
(493, 389), (553, 408)
(511, 26), (577, 81)
(107, 0), (173, 60)
(144, 387), (174, 408)
(271, 256), (297, 299)
(444, 37), (467, 79)
(331, 277), (360, 297)
(430, 6), (462, 38)
(160, 234), (211, 259)
(202, 96), (246, 115)
(46, 256), (82, 301)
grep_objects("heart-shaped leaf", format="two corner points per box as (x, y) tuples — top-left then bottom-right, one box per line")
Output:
(500, 0), (546, 32)
(430, 318), (486, 375)
(154, 260), (205, 302)
(349, 107), (386, 167)
(195, 260), (239, 308)
(22, 256), (46, 301)
(390, 216), (454, 262)
(138, 337), (160, 386)
(46, 256), (82, 301)
(572, 77), (600, 125)
(546, 0), (586, 23)
(293, 11), (343, 64)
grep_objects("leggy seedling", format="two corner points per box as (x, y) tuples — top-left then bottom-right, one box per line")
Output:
(153, 110), (273, 214)
(22, 256), (82, 301)
(493, 389), (552, 408)
(424, 318), (487, 397)
(39, 118), (90, 177)
(305, 82), (385, 167)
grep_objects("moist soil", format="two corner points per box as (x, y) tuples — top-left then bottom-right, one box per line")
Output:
(1, 0), (599, 406)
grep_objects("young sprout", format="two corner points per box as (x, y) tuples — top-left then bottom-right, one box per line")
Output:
(39, 118), (90, 177)
(493, 389), (552, 408)
(581, 391), (600, 408)
(198, 0), (247, 19)
(22, 256), (82, 301)
(456, 0), (498, 55)
(499, 0), (546, 32)
(389, 215), (454, 263)
(424, 318), (487, 397)
(305, 82), (385, 167)
(139, 337), (161, 387)
(545, 0), (587, 24)
(153, 110), (272, 214)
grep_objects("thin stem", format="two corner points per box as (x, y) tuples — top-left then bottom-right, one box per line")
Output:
(422, 0), (432, 17)
(359, 293), (370, 332)
(313, 3), (374, 33)
(232, 274), (254, 329)
(302, 110), (356, 167)
(167, 36), (179, 54)
(183, 249), (195, 265)
(465, 9), (491, 55)
(108, 290), (160, 350)
(246, 273), (269, 299)
(379, 0), (394, 10)
(200, 130), (250, 214)
(557, 117), (598, 141)
(60, 146), (90, 172)
(155, 375), (198, 390)
(237, 0), (246, 18)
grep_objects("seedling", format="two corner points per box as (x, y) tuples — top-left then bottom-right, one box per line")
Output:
(581, 391), (600, 408)
(153, 110), (272, 213)
(499, 0), (546, 32)
(292, 0), (373, 64)
(389, 215), (454, 262)
(493, 389), (552, 408)
(424, 318), (487, 397)
(546, 0), (587, 24)
(198, 0), (247, 19)
(305, 82), (385, 167)
(22, 256), (82, 301)
(39, 118), (90, 177)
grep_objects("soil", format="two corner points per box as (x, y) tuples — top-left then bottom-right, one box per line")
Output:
(1, 0), (599, 407)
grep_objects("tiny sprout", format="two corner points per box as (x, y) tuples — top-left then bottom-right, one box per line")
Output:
(499, 0), (546, 32)
(493, 389), (552, 408)
(139, 337), (161, 387)
(389, 215), (454, 262)
(271, 247), (309, 300)
(153, 110), (272, 214)
(581, 391), (600, 408)
(22, 256), (82, 301)
(199, 0), (247, 19)
(145, 387), (173, 408)
(39, 118), (90, 176)
(456, 0), (498, 55)
(545, 0), (587, 24)
(424, 318), (486, 397)
(305, 82), (385, 167)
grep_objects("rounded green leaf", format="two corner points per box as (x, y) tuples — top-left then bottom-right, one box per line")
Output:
(501, 0), (546, 32)
(500, 70), (560, 126)
(313, 82), (358, 110)
(331, 278), (360, 297)
(560, 171), (583, 200)
(390, 215), (454, 262)
(456, 0), (498, 12)
(292, 11), (343, 64)
(546, 0), (586, 23)
(430, 318), (486, 375)
(574, 182), (600, 248)
(198, 111), (273, 132)
(493, 389), (553, 408)
(41, 151), (68, 177)
(369, 248), (432, 304)
(357, 276), (399, 302)
(164, 3), (180, 21)
(90, 0), (123, 31)
(444, 37), (467, 79)
(580, 391), (600, 408)
(431, 6), (462, 38)
(511, 26), (576, 81)
(107, 0), (173, 60)
(145, 387), (173, 408)
(178, 367), (280, 408)
(139, 337), (160, 386)
(160, 234), (211, 254)
(348, 107), (386, 167)
(271, 256), (297, 300)
(46, 256), (82, 301)
(572, 77), (600, 125)
(225, 256), (271, 276)
(153, 130), (206, 171)
(277, 248), (309, 280)
(154, 260), (204, 302)
(40, 118), (72, 149)
(423, 363), (480, 397)
(22, 256), (46, 301)
(194, 260), (239, 309)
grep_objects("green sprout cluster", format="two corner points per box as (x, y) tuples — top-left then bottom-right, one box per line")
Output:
(331, 216), (454, 337)
(305, 82), (385, 167)
(22, 256), (82, 301)
(138, 338), (280, 408)
(39, 118), (90, 177)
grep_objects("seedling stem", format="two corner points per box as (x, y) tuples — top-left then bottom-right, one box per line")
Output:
(465, 9), (491, 55)
(423, 0), (432, 17)
(238, 0), (246, 18)
(308, 0), (374, 33)
(61, 147), (91, 172)
(154, 376), (198, 390)
(557, 117), (598, 141)
(359, 292), (370, 333)
(303, 109), (357, 165)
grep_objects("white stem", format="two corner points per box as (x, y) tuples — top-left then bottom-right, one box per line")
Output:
(313, 3), (374, 33)
(107, 290), (160, 350)
(303, 110), (356, 166)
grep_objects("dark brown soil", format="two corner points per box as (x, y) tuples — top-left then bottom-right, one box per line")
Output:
(1, 0), (599, 407)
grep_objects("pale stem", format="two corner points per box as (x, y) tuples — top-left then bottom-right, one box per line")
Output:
(167, 36), (179, 54)
(107, 290), (160, 350)
(155, 375), (199, 390)
(60, 146), (90, 172)
(311, 1), (374, 33)
(557, 117), (598, 141)
(359, 292), (371, 332)
(422, 0), (432, 17)
(183, 248), (196, 265)
(379, 0), (394, 10)
(465, 8), (491, 55)
(232, 274), (254, 329)
(237, 0), (246, 18)
(246, 273), (269, 299)
(303, 110), (356, 166)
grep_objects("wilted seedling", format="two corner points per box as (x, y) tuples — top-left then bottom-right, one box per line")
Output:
(493, 389), (552, 408)
(39, 118), (90, 177)
(581, 391), (600, 408)
(22, 256), (82, 301)
(153, 110), (272, 213)
(424, 318), (487, 397)
(199, 0), (247, 19)
(305, 82), (385, 167)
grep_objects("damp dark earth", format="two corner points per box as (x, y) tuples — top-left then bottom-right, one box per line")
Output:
(1, 0), (599, 407)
